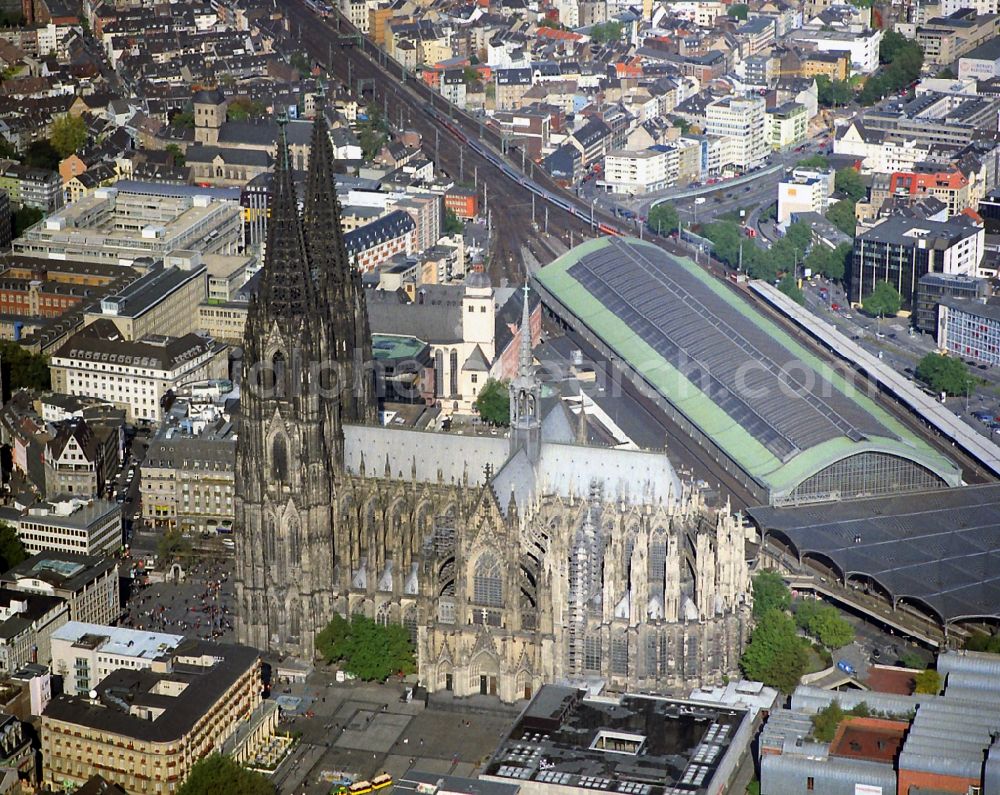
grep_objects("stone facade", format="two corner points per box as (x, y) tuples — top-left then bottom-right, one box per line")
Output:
(235, 103), (752, 701)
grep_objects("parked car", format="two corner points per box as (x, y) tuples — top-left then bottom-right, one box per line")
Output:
(837, 659), (857, 676)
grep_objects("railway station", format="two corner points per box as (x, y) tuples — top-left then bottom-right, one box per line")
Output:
(533, 236), (962, 506)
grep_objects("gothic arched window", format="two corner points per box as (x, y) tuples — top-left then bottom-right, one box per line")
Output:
(449, 349), (458, 396)
(287, 514), (300, 564)
(272, 351), (286, 398)
(473, 551), (503, 607)
(272, 434), (288, 482)
(434, 350), (444, 398)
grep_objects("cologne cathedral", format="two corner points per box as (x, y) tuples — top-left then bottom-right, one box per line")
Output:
(234, 104), (753, 702)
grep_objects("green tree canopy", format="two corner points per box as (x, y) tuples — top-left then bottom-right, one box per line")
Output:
(165, 143), (186, 167)
(227, 97), (267, 122)
(965, 631), (1000, 653)
(648, 202), (679, 236)
(24, 139), (60, 170)
(798, 154), (829, 169)
(862, 281), (901, 317)
(778, 273), (804, 304)
(834, 168), (866, 203)
(729, 3), (749, 18)
(173, 110), (195, 129)
(672, 116), (691, 134)
(157, 528), (191, 563)
(475, 378), (509, 426)
(803, 242), (850, 282)
(589, 21), (622, 44)
(442, 207), (464, 236)
(816, 75), (853, 107)
(784, 221), (812, 257)
(794, 601), (855, 648)
(857, 31), (923, 106)
(316, 614), (416, 681)
(914, 669), (941, 695)
(50, 114), (87, 158)
(740, 608), (808, 692)
(12, 206), (43, 239)
(826, 199), (857, 237)
(811, 700), (845, 741)
(752, 570), (790, 619)
(0, 340), (50, 392)
(0, 522), (25, 571)
(916, 353), (975, 397)
(178, 754), (274, 795)
(899, 650), (924, 669)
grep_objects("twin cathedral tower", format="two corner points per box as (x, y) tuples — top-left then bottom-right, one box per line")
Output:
(235, 104), (752, 701)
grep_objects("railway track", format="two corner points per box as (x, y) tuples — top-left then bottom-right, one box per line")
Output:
(282, 2), (994, 486)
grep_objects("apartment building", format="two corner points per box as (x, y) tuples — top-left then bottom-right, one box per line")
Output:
(766, 102), (808, 150)
(41, 641), (275, 793)
(51, 622), (184, 696)
(43, 417), (119, 499)
(789, 27), (883, 74)
(0, 160), (63, 213)
(344, 210), (417, 272)
(705, 95), (768, 170)
(49, 320), (229, 424)
(15, 500), (122, 557)
(0, 590), (67, 674)
(2, 552), (120, 626)
(601, 148), (676, 195)
(937, 296), (1000, 364)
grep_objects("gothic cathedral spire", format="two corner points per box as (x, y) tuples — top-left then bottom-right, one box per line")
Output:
(302, 87), (376, 423)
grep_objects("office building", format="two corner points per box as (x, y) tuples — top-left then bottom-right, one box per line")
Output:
(959, 36), (1000, 79)
(82, 255), (207, 342)
(916, 9), (1000, 68)
(14, 500), (122, 558)
(344, 209), (417, 272)
(914, 271), (989, 333)
(482, 685), (753, 795)
(13, 185), (241, 265)
(705, 96), (767, 171)
(777, 169), (834, 226)
(49, 319), (229, 424)
(601, 148), (675, 195)
(850, 215), (985, 309)
(788, 27), (883, 74)
(766, 102), (808, 150)
(50, 622), (184, 696)
(0, 160), (63, 213)
(2, 552), (120, 627)
(938, 296), (1000, 364)
(41, 641), (276, 793)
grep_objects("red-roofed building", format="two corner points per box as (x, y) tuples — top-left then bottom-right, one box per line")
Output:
(615, 57), (644, 79)
(829, 718), (908, 764)
(536, 26), (583, 42)
(888, 167), (974, 217)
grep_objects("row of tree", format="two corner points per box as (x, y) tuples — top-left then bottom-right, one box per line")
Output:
(316, 613), (416, 681)
(816, 32), (924, 109)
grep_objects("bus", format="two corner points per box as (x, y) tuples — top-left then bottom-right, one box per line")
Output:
(372, 775), (392, 790)
(349, 782), (373, 795)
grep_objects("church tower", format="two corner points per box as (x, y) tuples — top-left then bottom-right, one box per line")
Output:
(303, 89), (376, 427)
(235, 111), (366, 660)
(509, 284), (542, 462)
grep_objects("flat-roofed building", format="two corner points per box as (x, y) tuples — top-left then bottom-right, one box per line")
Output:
(49, 319), (229, 424)
(41, 640), (276, 793)
(1, 551), (120, 627)
(482, 685), (753, 795)
(14, 500), (122, 558)
(51, 622), (184, 696)
(13, 185), (241, 266)
(83, 256), (207, 341)
(0, 589), (68, 673)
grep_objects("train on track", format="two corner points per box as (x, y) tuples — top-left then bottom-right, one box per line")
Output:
(421, 105), (624, 238)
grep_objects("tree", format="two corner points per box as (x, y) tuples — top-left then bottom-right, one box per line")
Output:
(0, 522), (25, 571)
(752, 570), (790, 619)
(589, 21), (622, 44)
(804, 245), (846, 282)
(730, 3), (749, 18)
(784, 221), (812, 257)
(157, 528), (191, 563)
(862, 281), (901, 317)
(648, 203), (679, 236)
(173, 110), (195, 129)
(914, 669), (941, 695)
(12, 206), (43, 238)
(899, 650), (925, 669)
(816, 75), (853, 107)
(475, 378), (510, 426)
(462, 66), (480, 84)
(835, 168), (866, 203)
(965, 631), (1000, 653)
(826, 199), (857, 237)
(289, 51), (311, 75)
(916, 352), (975, 397)
(740, 608), (808, 692)
(165, 143), (186, 167)
(316, 614), (415, 681)
(442, 207), (463, 236)
(811, 700), (845, 741)
(50, 114), (87, 158)
(809, 607), (855, 648)
(227, 97), (266, 122)
(178, 754), (274, 795)
(798, 154), (829, 169)
(0, 339), (50, 391)
(778, 273), (804, 304)
(672, 117), (691, 134)
(23, 140), (60, 170)
(937, 67), (955, 79)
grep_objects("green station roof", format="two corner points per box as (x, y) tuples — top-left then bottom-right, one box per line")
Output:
(535, 237), (961, 500)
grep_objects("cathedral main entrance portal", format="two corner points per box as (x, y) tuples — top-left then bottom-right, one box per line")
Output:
(480, 675), (498, 696)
